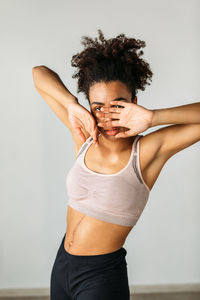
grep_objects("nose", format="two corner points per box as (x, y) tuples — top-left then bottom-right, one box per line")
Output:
(94, 111), (120, 131)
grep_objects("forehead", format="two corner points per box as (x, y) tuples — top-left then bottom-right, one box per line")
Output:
(88, 81), (131, 103)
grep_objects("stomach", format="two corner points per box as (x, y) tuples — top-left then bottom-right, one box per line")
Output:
(64, 204), (134, 255)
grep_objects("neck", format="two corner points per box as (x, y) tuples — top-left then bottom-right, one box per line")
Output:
(97, 133), (136, 153)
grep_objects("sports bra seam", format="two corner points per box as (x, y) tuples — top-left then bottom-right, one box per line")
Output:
(69, 201), (139, 219)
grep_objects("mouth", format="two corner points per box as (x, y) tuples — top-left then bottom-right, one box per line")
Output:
(104, 128), (120, 136)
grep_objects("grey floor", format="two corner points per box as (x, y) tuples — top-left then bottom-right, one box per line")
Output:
(132, 292), (200, 300)
(1, 292), (200, 300)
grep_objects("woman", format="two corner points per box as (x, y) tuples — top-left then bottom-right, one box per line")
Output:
(32, 29), (200, 300)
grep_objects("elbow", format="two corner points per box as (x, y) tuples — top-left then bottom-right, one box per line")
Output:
(32, 67), (42, 89)
(32, 65), (47, 73)
(32, 65), (46, 87)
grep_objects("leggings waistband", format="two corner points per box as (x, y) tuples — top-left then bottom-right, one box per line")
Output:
(61, 233), (127, 264)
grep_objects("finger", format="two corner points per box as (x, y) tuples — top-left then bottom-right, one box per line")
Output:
(115, 130), (132, 138)
(115, 130), (137, 139)
(98, 117), (118, 123)
(100, 106), (123, 113)
(110, 100), (127, 107)
(91, 126), (97, 142)
(91, 120), (100, 147)
(97, 120), (120, 127)
(89, 114), (100, 147)
(92, 126), (99, 147)
(96, 112), (120, 119)
(76, 127), (86, 142)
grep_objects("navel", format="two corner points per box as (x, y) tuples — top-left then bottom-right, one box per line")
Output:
(68, 215), (86, 248)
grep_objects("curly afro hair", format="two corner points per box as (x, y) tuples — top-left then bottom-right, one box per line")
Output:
(71, 29), (153, 103)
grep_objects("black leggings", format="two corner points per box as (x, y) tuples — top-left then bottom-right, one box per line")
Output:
(50, 233), (130, 299)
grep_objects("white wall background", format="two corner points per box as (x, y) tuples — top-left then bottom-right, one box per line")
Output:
(1, 0), (199, 289)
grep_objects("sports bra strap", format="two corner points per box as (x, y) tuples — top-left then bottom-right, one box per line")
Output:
(76, 134), (143, 173)
(76, 136), (93, 159)
(132, 135), (143, 183)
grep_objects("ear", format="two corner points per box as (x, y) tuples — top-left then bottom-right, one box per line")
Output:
(133, 96), (137, 104)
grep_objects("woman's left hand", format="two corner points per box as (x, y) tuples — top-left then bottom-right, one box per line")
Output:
(96, 100), (154, 138)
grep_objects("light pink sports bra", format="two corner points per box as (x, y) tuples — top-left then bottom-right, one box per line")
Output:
(66, 134), (150, 227)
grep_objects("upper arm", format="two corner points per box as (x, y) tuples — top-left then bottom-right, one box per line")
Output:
(35, 87), (90, 156)
(35, 86), (72, 128)
(138, 124), (200, 191)
(158, 123), (200, 160)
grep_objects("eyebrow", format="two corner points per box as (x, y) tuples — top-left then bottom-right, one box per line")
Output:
(91, 97), (128, 106)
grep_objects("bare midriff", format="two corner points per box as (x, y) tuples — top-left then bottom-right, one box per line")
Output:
(64, 204), (134, 255)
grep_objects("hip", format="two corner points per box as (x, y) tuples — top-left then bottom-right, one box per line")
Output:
(51, 233), (130, 299)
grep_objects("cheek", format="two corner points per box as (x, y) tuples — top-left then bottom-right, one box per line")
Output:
(92, 112), (102, 123)
(91, 110), (98, 118)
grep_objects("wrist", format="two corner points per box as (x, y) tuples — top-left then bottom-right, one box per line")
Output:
(65, 95), (79, 109)
(150, 109), (159, 127)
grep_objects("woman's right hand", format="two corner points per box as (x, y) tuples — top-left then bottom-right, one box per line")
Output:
(67, 101), (100, 146)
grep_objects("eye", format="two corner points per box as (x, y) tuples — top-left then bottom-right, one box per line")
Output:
(94, 105), (123, 111)
(115, 105), (123, 108)
(94, 107), (102, 111)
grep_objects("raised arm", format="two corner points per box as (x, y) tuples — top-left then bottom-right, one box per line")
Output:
(31, 65), (99, 146)
(32, 65), (78, 109)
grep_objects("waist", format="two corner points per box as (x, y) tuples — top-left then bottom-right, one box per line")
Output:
(62, 234), (128, 262)
(65, 205), (133, 255)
